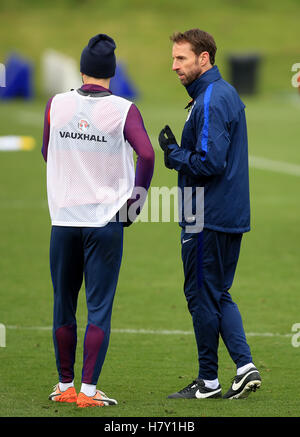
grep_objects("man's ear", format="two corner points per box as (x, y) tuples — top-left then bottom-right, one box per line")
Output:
(197, 51), (210, 68)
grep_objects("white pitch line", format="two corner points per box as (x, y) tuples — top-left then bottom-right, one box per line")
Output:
(6, 325), (292, 337)
(249, 155), (300, 177)
(150, 137), (300, 177)
(13, 111), (300, 177)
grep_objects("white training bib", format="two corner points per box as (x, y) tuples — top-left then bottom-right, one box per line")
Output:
(47, 90), (135, 226)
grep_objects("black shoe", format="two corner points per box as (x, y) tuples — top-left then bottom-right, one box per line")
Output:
(168, 379), (222, 399)
(223, 367), (261, 399)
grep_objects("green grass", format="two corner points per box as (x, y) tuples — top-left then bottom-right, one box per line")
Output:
(0, 94), (299, 418)
(0, 0), (300, 420)
(1, 330), (298, 417)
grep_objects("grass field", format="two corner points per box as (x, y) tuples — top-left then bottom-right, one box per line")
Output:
(0, 0), (300, 422)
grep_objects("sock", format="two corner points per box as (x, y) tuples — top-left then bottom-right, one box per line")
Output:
(203, 378), (219, 389)
(59, 381), (74, 392)
(80, 383), (97, 397)
(237, 362), (255, 375)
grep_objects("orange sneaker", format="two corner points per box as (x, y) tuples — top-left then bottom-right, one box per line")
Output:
(49, 384), (77, 403)
(77, 389), (117, 408)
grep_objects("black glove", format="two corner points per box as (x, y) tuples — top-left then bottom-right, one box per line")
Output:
(158, 125), (178, 169)
(158, 125), (178, 150)
(121, 194), (143, 227)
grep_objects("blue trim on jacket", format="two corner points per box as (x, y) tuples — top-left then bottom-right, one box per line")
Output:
(200, 82), (213, 162)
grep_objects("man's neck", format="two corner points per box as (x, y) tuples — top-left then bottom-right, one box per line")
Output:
(200, 64), (213, 77)
(82, 77), (110, 89)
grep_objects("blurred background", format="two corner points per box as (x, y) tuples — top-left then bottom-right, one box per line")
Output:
(0, 0), (299, 417)
(0, 0), (299, 149)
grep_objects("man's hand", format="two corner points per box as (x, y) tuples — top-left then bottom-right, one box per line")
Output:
(121, 190), (145, 227)
(121, 198), (139, 227)
(158, 125), (178, 150)
(158, 125), (178, 168)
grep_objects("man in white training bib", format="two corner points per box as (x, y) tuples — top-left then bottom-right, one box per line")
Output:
(42, 34), (155, 408)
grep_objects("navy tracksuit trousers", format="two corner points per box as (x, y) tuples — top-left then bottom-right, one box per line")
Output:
(50, 222), (123, 385)
(181, 228), (252, 380)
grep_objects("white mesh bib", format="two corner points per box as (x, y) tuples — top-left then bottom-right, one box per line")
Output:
(47, 90), (134, 226)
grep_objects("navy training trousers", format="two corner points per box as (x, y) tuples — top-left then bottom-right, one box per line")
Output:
(181, 228), (252, 380)
(50, 222), (123, 385)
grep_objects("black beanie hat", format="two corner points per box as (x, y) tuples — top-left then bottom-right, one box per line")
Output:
(80, 34), (116, 79)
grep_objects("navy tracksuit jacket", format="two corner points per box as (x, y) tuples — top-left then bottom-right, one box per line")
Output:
(168, 65), (250, 233)
(166, 66), (253, 379)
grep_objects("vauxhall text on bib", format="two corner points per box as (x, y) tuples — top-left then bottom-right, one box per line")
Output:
(47, 90), (135, 226)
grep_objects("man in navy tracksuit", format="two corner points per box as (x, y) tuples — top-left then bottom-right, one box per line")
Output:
(159, 29), (261, 399)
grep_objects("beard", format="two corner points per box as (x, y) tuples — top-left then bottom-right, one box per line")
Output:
(177, 56), (203, 86)
(179, 67), (202, 86)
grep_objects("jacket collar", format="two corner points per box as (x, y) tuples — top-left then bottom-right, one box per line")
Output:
(185, 65), (221, 99)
